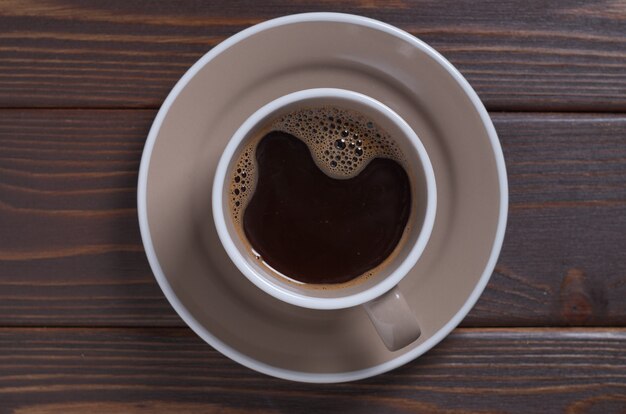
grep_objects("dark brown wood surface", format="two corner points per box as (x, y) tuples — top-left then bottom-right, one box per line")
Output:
(1, 1), (625, 412)
(0, 328), (625, 413)
(1, 110), (625, 327)
(1, 0), (626, 111)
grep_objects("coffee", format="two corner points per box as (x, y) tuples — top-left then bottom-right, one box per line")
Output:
(229, 107), (412, 286)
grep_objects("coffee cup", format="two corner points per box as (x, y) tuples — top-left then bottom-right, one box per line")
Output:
(212, 88), (436, 351)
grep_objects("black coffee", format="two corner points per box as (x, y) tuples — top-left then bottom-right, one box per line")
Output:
(229, 107), (412, 286)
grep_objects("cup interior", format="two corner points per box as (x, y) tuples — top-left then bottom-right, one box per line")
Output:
(213, 89), (436, 309)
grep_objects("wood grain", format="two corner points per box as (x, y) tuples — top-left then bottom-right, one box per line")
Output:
(0, 109), (180, 326)
(1, 110), (625, 327)
(468, 113), (626, 327)
(1, 0), (625, 111)
(0, 327), (624, 413)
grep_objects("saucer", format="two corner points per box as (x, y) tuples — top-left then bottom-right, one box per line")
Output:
(138, 13), (507, 383)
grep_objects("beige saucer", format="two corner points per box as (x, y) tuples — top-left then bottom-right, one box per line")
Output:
(138, 13), (507, 382)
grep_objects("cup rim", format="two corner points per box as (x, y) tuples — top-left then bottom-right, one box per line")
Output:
(212, 88), (437, 310)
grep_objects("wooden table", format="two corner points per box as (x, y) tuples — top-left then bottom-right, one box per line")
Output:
(1, 1), (625, 412)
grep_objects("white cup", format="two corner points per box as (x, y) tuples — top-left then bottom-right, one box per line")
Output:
(213, 88), (436, 351)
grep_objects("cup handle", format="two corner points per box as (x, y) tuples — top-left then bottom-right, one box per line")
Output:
(362, 286), (421, 351)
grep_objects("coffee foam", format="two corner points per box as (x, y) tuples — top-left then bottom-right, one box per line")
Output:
(229, 106), (406, 222)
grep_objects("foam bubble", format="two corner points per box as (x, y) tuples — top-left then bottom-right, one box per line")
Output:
(229, 140), (257, 221)
(229, 106), (406, 223)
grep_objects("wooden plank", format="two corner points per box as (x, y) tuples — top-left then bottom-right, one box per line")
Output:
(468, 113), (626, 327)
(0, 327), (624, 413)
(0, 110), (625, 326)
(0, 1), (625, 111)
(0, 109), (180, 326)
